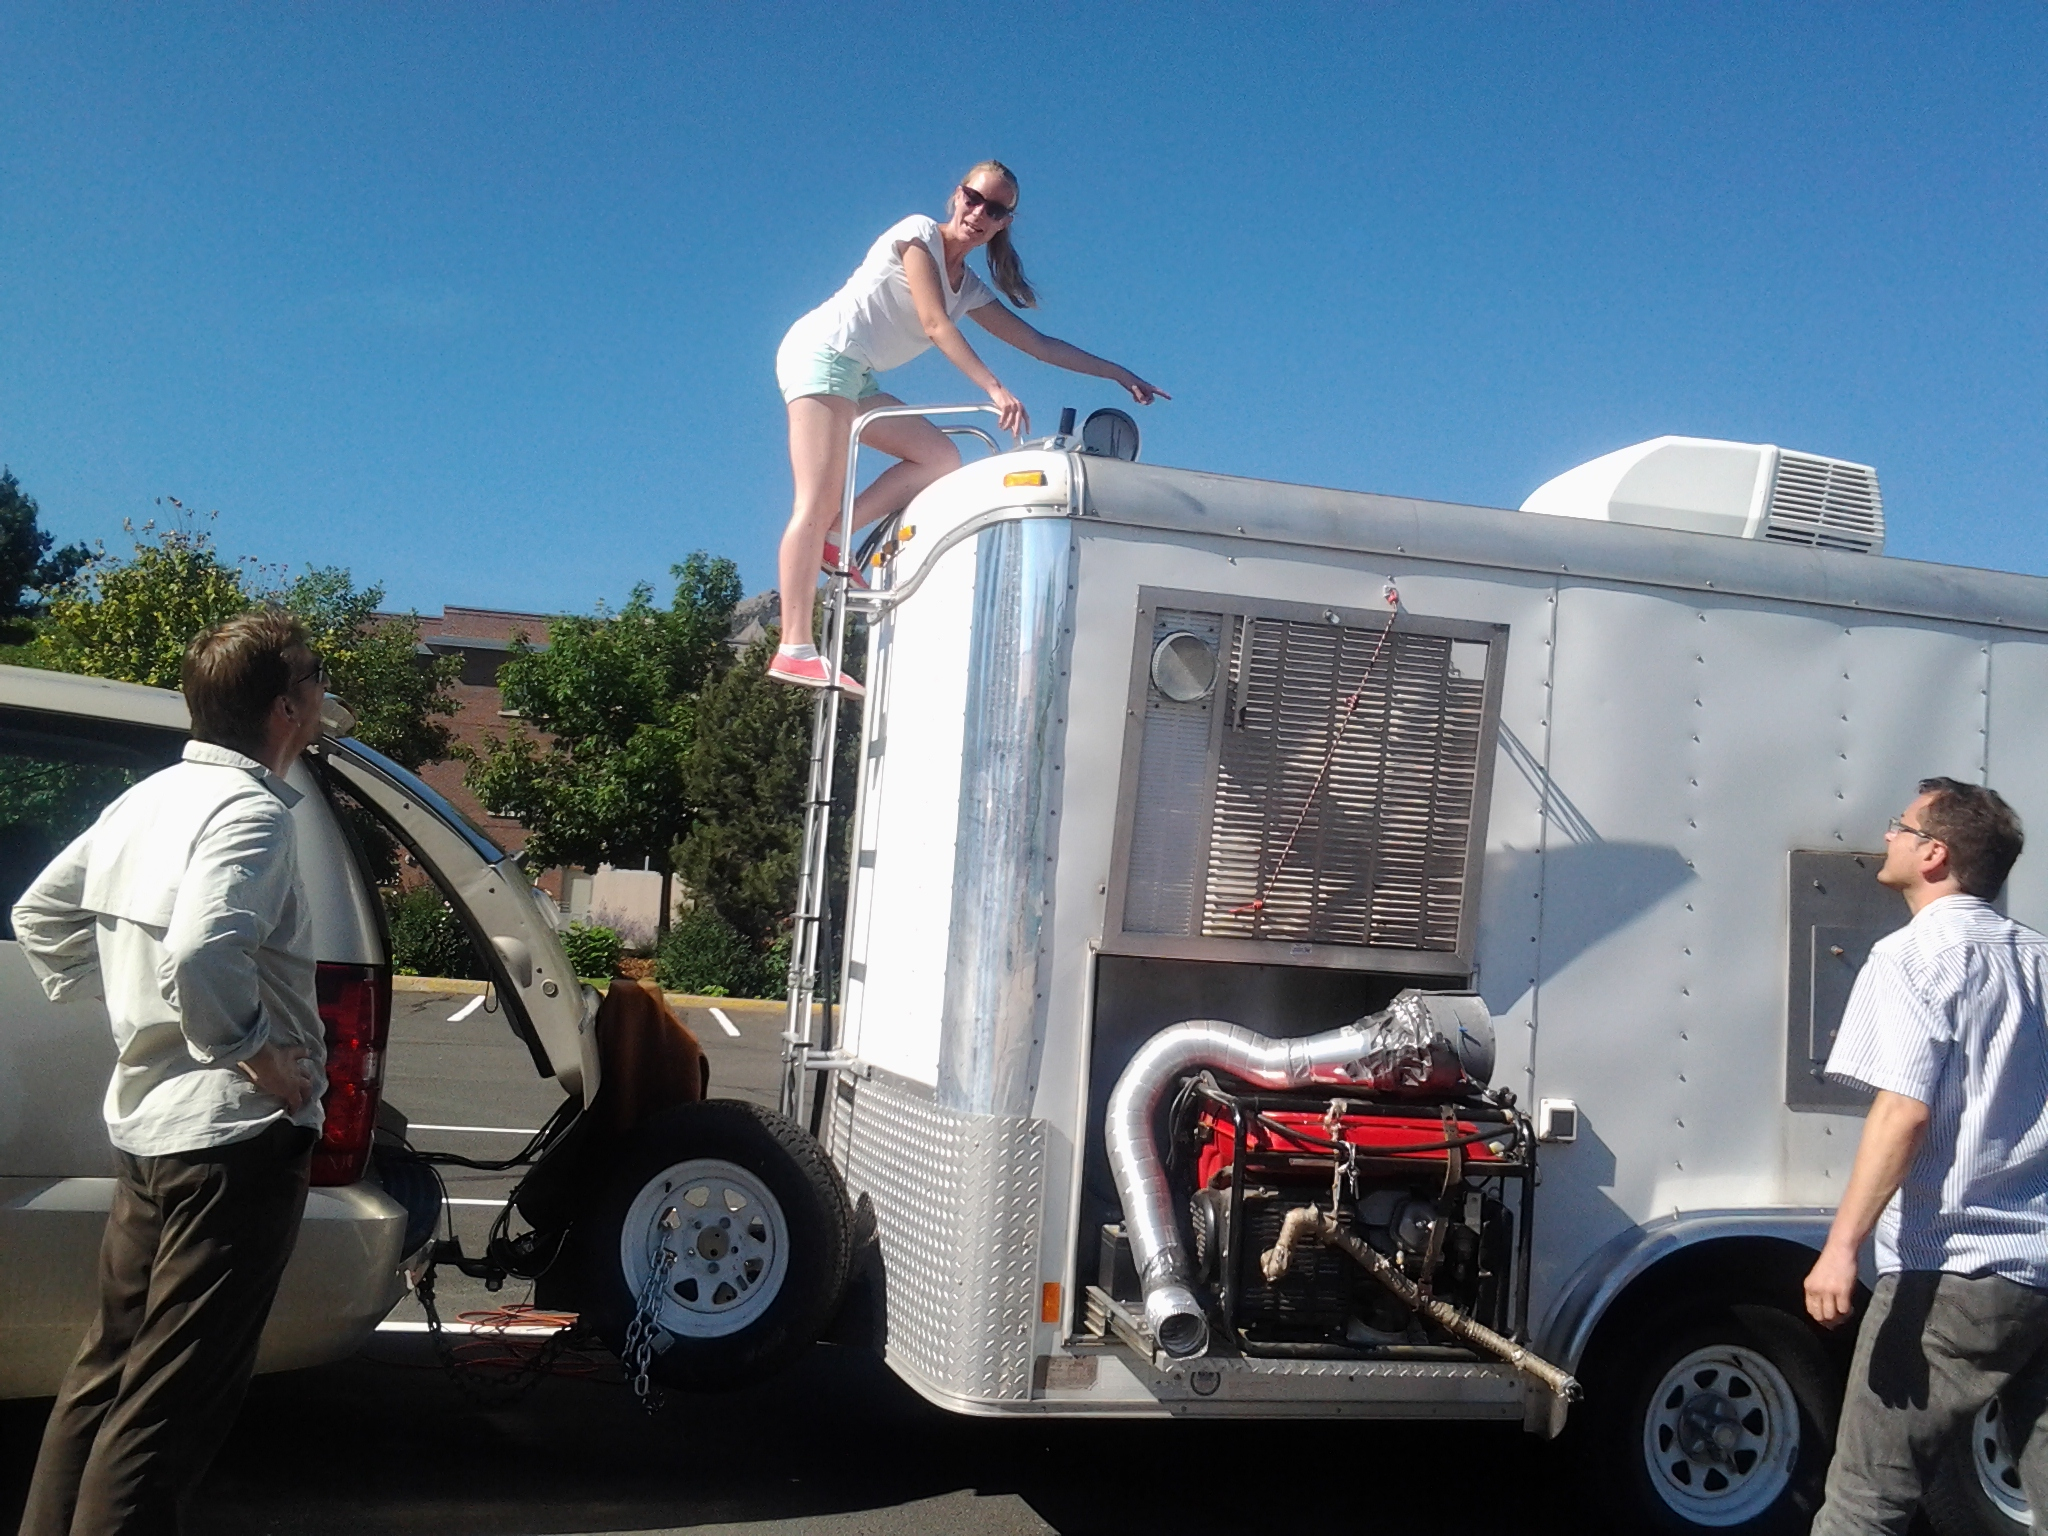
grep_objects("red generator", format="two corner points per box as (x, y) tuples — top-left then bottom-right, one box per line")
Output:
(1170, 1076), (1531, 1355)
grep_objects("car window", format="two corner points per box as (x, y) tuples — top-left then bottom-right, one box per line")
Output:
(0, 711), (186, 936)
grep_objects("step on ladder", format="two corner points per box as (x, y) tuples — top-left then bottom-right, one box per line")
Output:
(777, 404), (1004, 1121)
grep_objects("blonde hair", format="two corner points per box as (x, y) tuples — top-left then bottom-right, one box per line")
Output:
(962, 160), (1036, 309)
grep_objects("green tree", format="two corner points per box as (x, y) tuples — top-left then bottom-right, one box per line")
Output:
(277, 567), (459, 770)
(672, 623), (862, 983)
(35, 511), (461, 777)
(0, 470), (89, 634)
(39, 512), (251, 687)
(671, 634), (813, 945)
(464, 553), (743, 934)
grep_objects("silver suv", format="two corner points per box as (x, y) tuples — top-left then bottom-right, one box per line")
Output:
(0, 664), (595, 1397)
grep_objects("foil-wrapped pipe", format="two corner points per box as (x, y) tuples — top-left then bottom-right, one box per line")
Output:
(1262, 1204), (1579, 1400)
(1102, 990), (1495, 1359)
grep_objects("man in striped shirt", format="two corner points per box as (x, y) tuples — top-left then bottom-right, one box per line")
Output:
(1806, 778), (2048, 1534)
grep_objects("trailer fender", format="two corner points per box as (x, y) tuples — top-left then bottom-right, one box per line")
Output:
(1538, 1208), (1845, 1374)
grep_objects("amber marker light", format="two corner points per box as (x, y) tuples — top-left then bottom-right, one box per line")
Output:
(1040, 1281), (1061, 1324)
(1004, 471), (1049, 487)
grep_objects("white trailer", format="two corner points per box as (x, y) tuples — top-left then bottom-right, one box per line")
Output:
(616, 417), (2048, 1535)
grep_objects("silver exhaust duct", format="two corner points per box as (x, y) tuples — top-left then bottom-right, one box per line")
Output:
(1102, 990), (1496, 1358)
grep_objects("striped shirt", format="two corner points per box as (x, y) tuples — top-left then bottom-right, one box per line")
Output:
(1826, 894), (2048, 1286)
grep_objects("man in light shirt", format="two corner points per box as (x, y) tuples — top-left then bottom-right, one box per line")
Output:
(13, 610), (331, 1536)
(1805, 778), (2048, 1533)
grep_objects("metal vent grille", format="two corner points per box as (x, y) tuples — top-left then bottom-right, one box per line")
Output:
(1114, 592), (1503, 970)
(1764, 452), (1885, 555)
(1200, 618), (1487, 949)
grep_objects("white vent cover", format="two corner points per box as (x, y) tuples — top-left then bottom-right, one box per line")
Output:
(1521, 436), (1883, 555)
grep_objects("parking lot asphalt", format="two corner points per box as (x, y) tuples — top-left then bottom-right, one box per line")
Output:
(0, 987), (1589, 1535)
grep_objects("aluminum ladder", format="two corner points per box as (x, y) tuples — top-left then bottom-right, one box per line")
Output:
(777, 403), (1003, 1120)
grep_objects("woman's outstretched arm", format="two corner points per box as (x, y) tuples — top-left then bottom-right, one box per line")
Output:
(901, 241), (1028, 436)
(969, 302), (1169, 405)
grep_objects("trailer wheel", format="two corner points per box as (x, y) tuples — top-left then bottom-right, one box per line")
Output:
(577, 1099), (852, 1391)
(1926, 1397), (2033, 1534)
(1582, 1301), (1839, 1534)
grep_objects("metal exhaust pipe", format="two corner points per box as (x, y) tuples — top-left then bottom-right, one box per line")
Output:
(1102, 990), (1494, 1359)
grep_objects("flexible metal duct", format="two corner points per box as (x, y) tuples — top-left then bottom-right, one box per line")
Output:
(1103, 990), (1496, 1358)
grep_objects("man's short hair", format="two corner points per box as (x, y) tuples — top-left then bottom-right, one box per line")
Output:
(182, 609), (313, 756)
(1917, 776), (2024, 899)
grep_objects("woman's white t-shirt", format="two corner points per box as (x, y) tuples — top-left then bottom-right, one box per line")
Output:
(786, 215), (997, 373)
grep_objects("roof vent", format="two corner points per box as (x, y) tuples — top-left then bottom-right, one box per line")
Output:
(1521, 436), (1883, 555)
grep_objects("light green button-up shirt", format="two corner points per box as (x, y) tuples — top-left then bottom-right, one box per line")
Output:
(12, 741), (326, 1156)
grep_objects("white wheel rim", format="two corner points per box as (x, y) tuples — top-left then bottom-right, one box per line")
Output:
(620, 1157), (790, 1339)
(1971, 1396), (2033, 1525)
(1641, 1343), (1801, 1527)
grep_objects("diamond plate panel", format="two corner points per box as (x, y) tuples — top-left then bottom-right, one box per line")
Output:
(826, 1072), (1046, 1403)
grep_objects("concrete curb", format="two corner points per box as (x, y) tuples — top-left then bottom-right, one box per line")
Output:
(390, 973), (803, 1017)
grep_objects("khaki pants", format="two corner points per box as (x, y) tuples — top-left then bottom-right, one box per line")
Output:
(1814, 1270), (2048, 1536)
(18, 1122), (313, 1536)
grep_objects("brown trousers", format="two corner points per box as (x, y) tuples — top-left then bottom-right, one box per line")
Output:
(18, 1122), (313, 1536)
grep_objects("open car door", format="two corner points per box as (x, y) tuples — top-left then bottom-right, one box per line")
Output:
(314, 736), (601, 1103)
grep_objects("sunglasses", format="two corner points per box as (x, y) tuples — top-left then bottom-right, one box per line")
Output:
(292, 653), (329, 690)
(958, 184), (1015, 222)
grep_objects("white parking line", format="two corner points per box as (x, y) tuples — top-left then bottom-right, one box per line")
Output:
(407, 1123), (539, 1136)
(374, 1320), (567, 1337)
(447, 995), (485, 1022)
(444, 1197), (510, 1207)
(709, 1007), (740, 1038)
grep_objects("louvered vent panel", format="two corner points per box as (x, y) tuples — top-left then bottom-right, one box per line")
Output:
(1198, 619), (1487, 951)
(1121, 609), (1225, 936)
(1764, 452), (1885, 555)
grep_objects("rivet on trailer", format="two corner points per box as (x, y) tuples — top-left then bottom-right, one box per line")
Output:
(603, 415), (2048, 1536)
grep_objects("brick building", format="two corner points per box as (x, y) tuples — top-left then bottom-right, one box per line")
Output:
(405, 606), (560, 898)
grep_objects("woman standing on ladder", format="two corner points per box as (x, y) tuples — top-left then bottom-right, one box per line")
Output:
(768, 159), (1167, 692)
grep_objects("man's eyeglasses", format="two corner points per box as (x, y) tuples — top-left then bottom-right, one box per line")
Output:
(958, 184), (1015, 222)
(292, 654), (328, 691)
(1886, 815), (1941, 843)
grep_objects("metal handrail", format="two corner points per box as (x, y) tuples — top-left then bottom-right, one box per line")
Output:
(777, 403), (1007, 1119)
(942, 424), (1002, 454)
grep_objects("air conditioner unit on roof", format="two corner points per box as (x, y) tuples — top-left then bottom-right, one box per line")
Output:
(1521, 436), (1884, 555)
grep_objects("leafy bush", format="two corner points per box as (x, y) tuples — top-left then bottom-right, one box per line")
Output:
(759, 932), (790, 1002)
(561, 922), (622, 980)
(386, 886), (482, 979)
(656, 905), (764, 998)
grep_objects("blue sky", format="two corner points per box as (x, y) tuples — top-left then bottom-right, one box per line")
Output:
(3, 5), (2042, 617)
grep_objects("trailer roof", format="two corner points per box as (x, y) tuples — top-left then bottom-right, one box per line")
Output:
(1070, 455), (2048, 636)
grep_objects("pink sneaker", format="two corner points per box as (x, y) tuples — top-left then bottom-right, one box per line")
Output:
(766, 653), (866, 697)
(819, 539), (871, 591)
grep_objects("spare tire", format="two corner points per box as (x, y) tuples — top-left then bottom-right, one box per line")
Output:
(575, 1099), (852, 1391)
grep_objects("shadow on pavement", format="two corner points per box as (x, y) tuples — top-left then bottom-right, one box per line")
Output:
(2, 1336), (1595, 1535)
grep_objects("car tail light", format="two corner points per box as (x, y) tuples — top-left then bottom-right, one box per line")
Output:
(312, 962), (392, 1187)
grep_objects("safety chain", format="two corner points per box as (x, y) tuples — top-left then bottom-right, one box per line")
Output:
(414, 1267), (571, 1409)
(623, 1206), (681, 1414)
